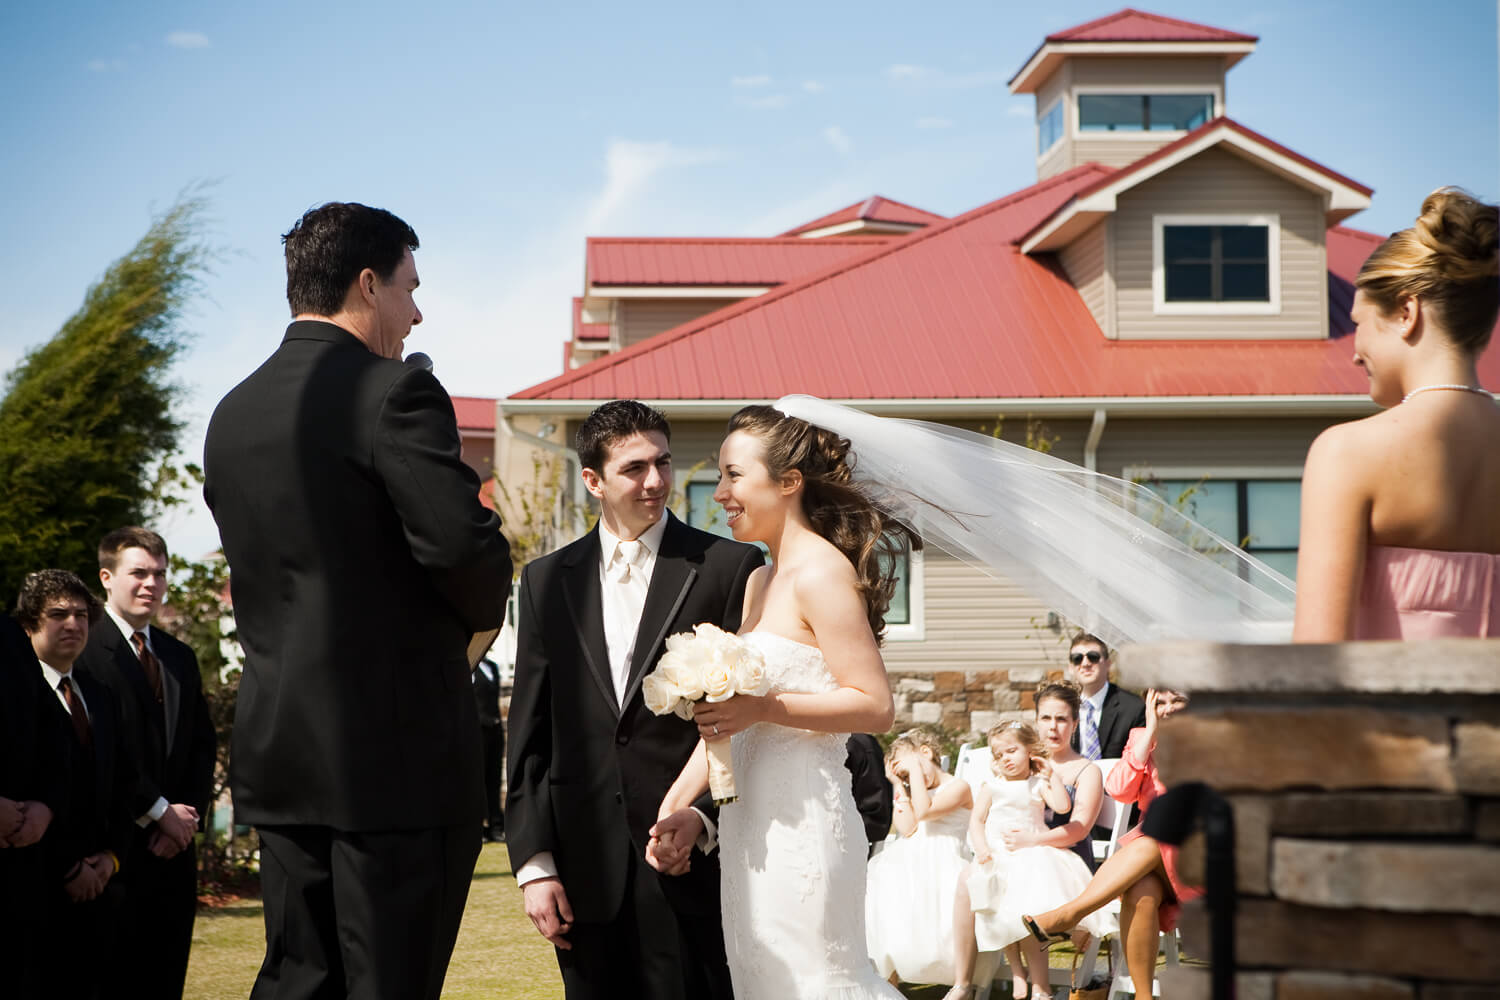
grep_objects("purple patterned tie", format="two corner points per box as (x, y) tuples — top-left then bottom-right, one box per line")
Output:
(1082, 700), (1102, 761)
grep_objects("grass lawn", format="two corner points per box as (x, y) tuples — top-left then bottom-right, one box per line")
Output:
(186, 843), (1112, 999)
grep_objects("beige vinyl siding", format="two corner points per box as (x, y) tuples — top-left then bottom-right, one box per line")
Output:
(1058, 220), (1112, 336)
(618, 299), (739, 350)
(1093, 416), (1333, 479)
(1112, 147), (1327, 339)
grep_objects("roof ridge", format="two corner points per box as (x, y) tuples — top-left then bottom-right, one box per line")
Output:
(518, 165), (1112, 399)
(1048, 7), (1256, 42)
(587, 236), (894, 245)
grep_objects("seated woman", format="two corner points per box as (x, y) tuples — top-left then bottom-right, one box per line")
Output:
(865, 728), (972, 987)
(1029, 683), (1104, 870)
(1295, 186), (1499, 641)
(1020, 688), (1191, 996)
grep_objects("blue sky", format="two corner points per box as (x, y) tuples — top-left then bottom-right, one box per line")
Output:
(2, 0), (1495, 557)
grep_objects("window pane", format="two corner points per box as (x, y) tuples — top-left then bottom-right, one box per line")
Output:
(1147, 94), (1214, 131)
(1164, 225), (1213, 261)
(1221, 263), (1269, 301)
(1158, 479), (1239, 542)
(1253, 550), (1298, 581)
(1246, 481), (1301, 548)
(878, 544), (910, 625)
(1038, 102), (1064, 154)
(685, 482), (732, 539)
(1220, 225), (1267, 259)
(1166, 262), (1213, 300)
(1078, 94), (1145, 131)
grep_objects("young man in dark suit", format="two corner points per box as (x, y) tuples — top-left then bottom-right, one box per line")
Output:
(203, 203), (513, 1000)
(472, 657), (506, 843)
(1067, 631), (1147, 838)
(506, 400), (763, 1000)
(17, 570), (137, 1000)
(76, 526), (216, 1000)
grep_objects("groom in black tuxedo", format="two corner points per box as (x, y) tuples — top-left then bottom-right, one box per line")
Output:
(204, 203), (513, 1000)
(507, 400), (762, 1000)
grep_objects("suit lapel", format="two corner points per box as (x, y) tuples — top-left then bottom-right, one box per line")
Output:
(620, 516), (699, 710)
(560, 530), (620, 718)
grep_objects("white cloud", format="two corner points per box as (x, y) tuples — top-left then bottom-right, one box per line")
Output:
(736, 94), (791, 111)
(916, 117), (954, 129)
(821, 126), (853, 156)
(885, 64), (1008, 89)
(88, 58), (126, 72)
(1005, 105), (1031, 118)
(731, 74), (771, 87)
(584, 139), (725, 233)
(166, 31), (211, 49)
(802, 79), (825, 93)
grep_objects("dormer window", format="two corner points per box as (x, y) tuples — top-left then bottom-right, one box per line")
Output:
(1078, 93), (1215, 133)
(1038, 100), (1064, 155)
(1153, 213), (1281, 315)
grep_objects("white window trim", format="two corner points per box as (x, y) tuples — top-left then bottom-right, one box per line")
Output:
(1152, 213), (1282, 316)
(1072, 85), (1222, 141)
(1036, 97), (1064, 159)
(884, 545), (926, 642)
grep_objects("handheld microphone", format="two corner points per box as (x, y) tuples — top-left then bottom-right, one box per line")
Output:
(404, 351), (434, 373)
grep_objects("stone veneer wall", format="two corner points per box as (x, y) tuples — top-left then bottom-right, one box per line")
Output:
(1114, 638), (1500, 1000)
(891, 666), (1068, 739)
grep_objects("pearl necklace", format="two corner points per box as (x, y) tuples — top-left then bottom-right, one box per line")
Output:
(1402, 384), (1495, 403)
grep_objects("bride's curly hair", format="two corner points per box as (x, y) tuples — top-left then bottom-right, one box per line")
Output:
(728, 405), (922, 643)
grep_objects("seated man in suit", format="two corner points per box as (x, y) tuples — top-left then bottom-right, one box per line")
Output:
(16, 570), (136, 1000)
(1067, 631), (1146, 839)
(77, 526), (216, 1000)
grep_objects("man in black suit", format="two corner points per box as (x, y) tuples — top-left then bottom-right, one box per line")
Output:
(1067, 632), (1146, 838)
(16, 570), (137, 1000)
(472, 657), (505, 842)
(76, 526), (216, 1000)
(506, 400), (762, 1000)
(203, 202), (513, 1000)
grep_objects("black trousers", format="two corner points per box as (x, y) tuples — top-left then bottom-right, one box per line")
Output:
(480, 723), (504, 831)
(555, 847), (733, 1000)
(37, 875), (125, 1000)
(251, 822), (479, 1000)
(113, 837), (197, 999)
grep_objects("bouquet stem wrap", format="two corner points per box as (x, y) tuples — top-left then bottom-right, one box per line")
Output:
(706, 736), (737, 805)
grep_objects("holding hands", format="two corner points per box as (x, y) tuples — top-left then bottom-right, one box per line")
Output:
(646, 808), (704, 876)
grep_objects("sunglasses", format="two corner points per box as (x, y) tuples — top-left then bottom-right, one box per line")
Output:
(1069, 650), (1104, 665)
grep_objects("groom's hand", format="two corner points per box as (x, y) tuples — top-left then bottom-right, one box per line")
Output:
(521, 878), (574, 949)
(646, 809), (702, 875)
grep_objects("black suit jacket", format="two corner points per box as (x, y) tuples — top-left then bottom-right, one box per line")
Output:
(203, 320), (513, 830)
(77, 622), (216, 822)
(506, 514), (762, 923)
(0, 615), (68, 818)
(1072, 683), (1147, 762)
(44, 670), (137, 879)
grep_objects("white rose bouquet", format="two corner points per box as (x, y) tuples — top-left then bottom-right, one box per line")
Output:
(641, 623), (769, 804)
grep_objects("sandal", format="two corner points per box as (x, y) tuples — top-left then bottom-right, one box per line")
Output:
(1021, 913), (1069, 946)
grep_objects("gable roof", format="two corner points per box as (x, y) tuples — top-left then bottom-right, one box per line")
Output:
(1010, 7), (1256, 93)
(452, 396), (497, 432)
(572, 297), (610, 341)
(781, 196), (946, 237)
(585, 237), (893, 289)
(1022, 117), (1373, 253)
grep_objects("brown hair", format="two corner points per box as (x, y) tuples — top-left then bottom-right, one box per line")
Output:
(885, 727), (947, 769)
(1068, 631), (1109, 655)
(987, 720), (1048, 775)
(726, 405), (922, 641)
(14, 570), (102, 633)
(1356, 187), (1499, 352)
(1035, 681), (1081, 721)
(99, 526), (168, 571)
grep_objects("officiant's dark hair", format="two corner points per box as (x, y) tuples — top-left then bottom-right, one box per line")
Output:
(728, 405), (922, 644)
(283, 202), (420, 317)
(577, 400), (672, 474)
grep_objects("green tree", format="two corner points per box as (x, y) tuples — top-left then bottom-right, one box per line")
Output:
(0, 195), (211, 596)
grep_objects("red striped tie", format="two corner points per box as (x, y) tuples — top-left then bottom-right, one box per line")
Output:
(59, 676), (93, 747)
(132, 632), (164, 704)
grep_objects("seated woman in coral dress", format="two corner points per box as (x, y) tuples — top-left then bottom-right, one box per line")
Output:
(1294, 186), (1499, 641)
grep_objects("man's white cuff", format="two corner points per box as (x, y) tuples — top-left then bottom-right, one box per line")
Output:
(516, 851), (559, 886)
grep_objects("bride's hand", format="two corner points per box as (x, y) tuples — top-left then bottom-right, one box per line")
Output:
(692, 694), (765, 739)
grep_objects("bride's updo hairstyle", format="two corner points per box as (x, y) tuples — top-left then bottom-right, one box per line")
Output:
(728, 404), (922, 643)
(1356, 187), (1499, 352)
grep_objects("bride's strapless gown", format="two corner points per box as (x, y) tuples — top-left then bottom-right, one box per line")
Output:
(719, 632), (902, 1000)
(1356, 544), (1499, 638)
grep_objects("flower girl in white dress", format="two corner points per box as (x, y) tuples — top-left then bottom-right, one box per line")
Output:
(945, 722), (1110, 1000)
(866, 728), (973, 986)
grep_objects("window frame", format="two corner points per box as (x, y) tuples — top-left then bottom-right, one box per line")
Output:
(1125, 465), (1302, 579)
(1152, 213), (1282, 316)
(1036, 98), (1065, 157)
(1071, 85), (1222, 141)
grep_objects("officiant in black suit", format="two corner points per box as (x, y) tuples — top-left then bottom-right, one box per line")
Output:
(506, 400), (762, 1000)
(76, 526), (216, 1000)
(203, 202), (513, 1000)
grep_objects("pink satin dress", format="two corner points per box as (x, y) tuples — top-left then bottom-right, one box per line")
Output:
(1354, 544), (1500, 638)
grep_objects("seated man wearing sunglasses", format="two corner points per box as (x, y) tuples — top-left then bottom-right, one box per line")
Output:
(1066, 632), (1146, 840)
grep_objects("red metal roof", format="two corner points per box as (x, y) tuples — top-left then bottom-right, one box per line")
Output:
(781, 196), (947, 237)
(512, 166), (1498, 404)
(586, 237), (893, 287)
(1048, 8), (1256, 43)
(451, 396), (496, 431)
(573, 297), (610, 341)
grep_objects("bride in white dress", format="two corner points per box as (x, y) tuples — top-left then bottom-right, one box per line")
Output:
(653, 404), (912, 1000)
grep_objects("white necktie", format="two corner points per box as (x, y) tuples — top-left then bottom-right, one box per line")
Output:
(613, 540), (644, 582)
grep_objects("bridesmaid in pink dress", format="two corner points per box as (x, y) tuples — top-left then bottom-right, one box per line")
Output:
(1295, 186), (1499, 641)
